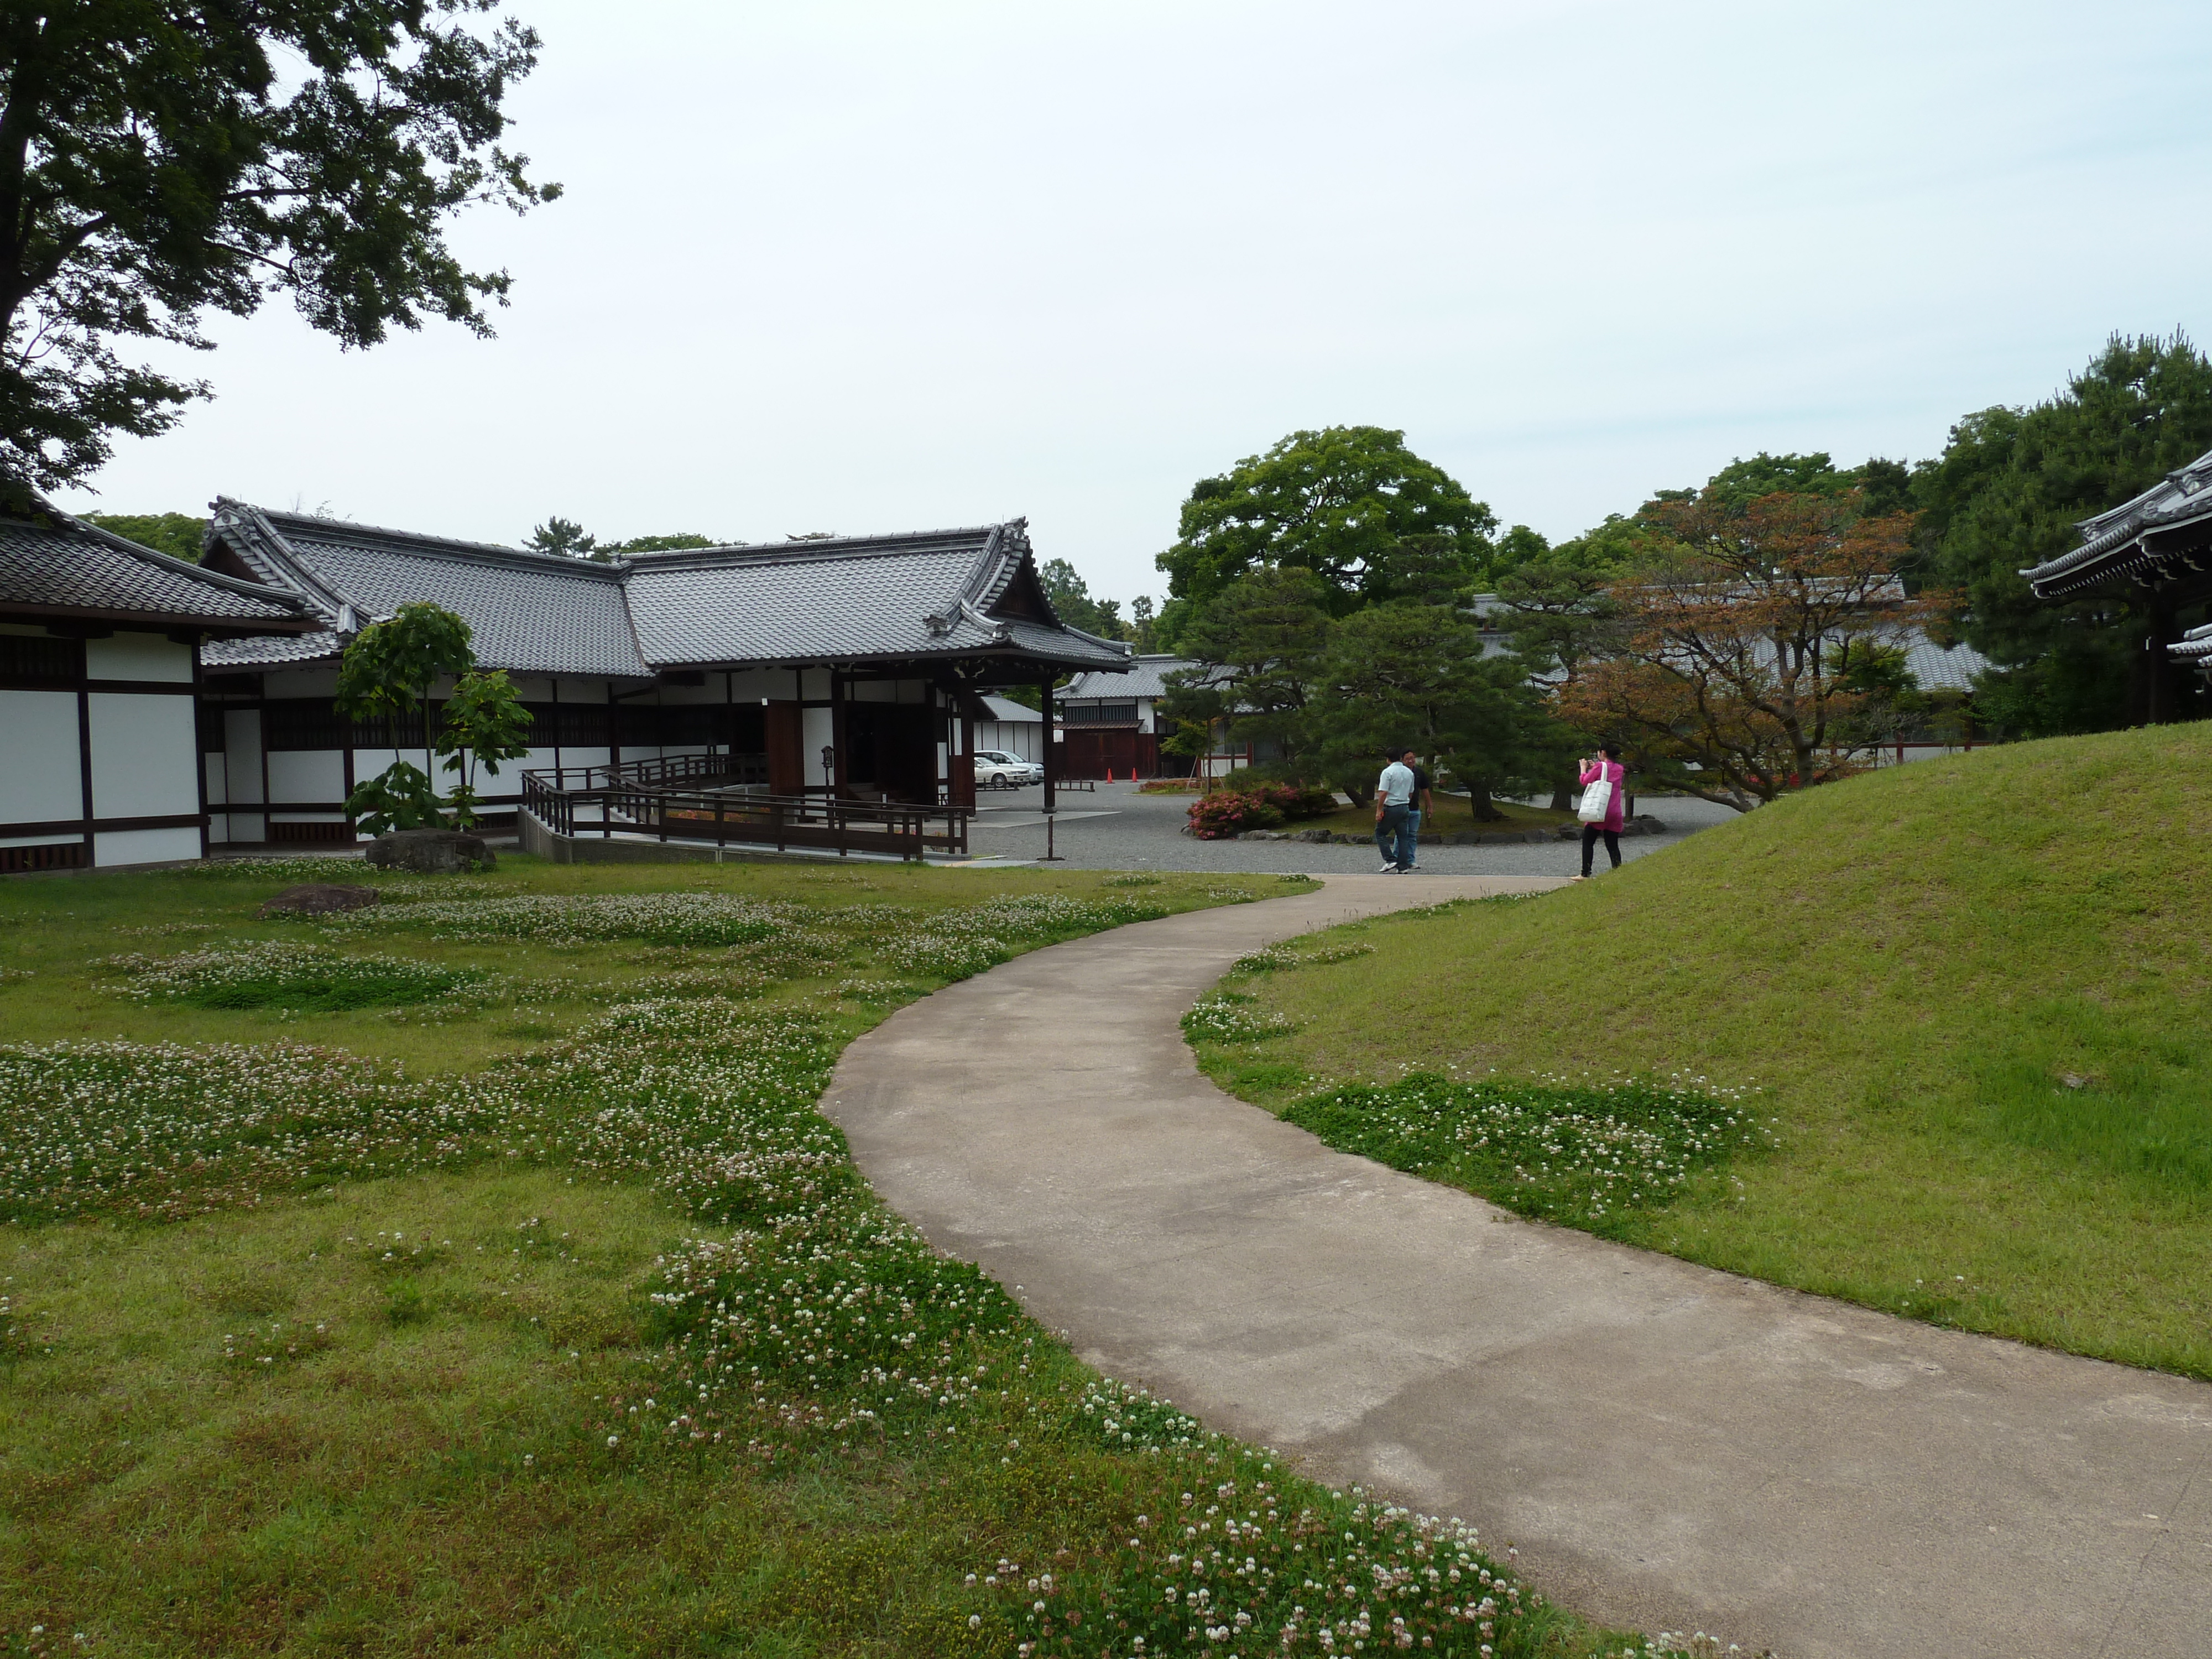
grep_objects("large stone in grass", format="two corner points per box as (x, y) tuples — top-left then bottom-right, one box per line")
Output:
(365, 828), (497, 874)
(258, 882), (380, 917)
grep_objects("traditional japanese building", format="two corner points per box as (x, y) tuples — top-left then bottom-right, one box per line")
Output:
(1053, 654), (1194, 779)
(194, 502), (1131, 850)
(0, 510), (314, 872)
(2023, 446), (2212, 713)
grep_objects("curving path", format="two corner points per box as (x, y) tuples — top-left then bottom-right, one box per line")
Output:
(821, 875), (2212, 1658)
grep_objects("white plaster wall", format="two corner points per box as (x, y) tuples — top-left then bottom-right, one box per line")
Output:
(268, 749), (345, 807)
(86, 631), (193, 684)
(348, 745), (405, 780)
(0, 689), (81, 822)
(204, 752), (227, 807)
(802, 706), (833, 785)
(89, 693), (197, 820)
(95, 826), (202, 867)
(800, 667), (832, 700)
(558, 747), (610, 769)
(976, 720), (1042, 761)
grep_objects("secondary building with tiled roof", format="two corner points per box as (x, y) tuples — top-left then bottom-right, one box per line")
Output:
(2, 510), (315, 872)
(2022, 447), (2212, 713)
(191, 503), (1131, 847)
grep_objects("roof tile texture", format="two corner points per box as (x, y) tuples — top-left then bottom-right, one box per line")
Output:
(0, 517), (307, 626)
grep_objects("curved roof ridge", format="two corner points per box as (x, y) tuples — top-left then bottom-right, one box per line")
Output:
(623, 524), (1010, 570)
(226, 498), (625, 579)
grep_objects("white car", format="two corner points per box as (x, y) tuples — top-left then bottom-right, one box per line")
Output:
(973, 749), (1044, 789)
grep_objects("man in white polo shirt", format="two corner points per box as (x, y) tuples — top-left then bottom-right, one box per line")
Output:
(1373, 748), (1416, 873)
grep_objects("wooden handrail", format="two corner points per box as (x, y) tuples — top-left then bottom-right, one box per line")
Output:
(520, 773), (971, 860)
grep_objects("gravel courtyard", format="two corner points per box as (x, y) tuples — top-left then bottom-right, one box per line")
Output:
(966, 782), (1740, 874)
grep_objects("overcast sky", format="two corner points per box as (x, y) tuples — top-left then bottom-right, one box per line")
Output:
(56, 0), (2212, 608)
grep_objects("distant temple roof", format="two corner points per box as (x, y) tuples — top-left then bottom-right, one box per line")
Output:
(2023, 447), (2212, 599)
(197, 502), (1133, 680)
(1060, 654), (1194, 702)
(0, 510), (314, 636)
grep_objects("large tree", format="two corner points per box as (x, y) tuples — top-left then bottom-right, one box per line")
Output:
(1306, 602), (1553, 819)
(0, 2), (557, 508)
(1156, 565), (1333, 780)
(1916, 332), (2212, 734)
(1558, 488), (1941, 811)
(1037, 556), (1129, 641)
(1155, 426), (1495, 635)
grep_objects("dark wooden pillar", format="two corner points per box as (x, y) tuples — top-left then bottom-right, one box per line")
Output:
(2146, 597), (2179, 725)
(1040, 677), (1056, 813)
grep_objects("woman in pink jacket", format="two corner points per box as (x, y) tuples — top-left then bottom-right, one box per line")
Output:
(1575, 742), (1627, 880)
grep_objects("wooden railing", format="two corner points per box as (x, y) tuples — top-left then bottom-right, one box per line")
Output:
(523, 751), (769, 794)
(520, 770), (970, 861)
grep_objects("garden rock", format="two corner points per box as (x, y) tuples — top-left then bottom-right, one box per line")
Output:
(366, 828), (496, 874)
(258, 883), (380, 917)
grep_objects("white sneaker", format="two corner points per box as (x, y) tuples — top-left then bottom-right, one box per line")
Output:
(1378, 863), (1398, 873)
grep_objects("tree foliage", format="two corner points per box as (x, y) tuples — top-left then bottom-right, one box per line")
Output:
(1156, 566), (1332, 777)
(1558, 489), (1942, 810)
(526, 518), (724, 561)
(1916, 332), (2212, 734)
(0, 1), (557, 506)
(434, 666), (533, 827)
(526, 516), (598, 558)
(82, 510), (205, 561)
(1037, 556), (1128, 640)
(335, 601), (475, 824)
(1306, 603), (1553, 819)
(344, 758), (444, 836)
(1156, 426), (1496, 628)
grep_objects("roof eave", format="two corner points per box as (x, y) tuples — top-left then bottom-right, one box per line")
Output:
(0, 599), (319, 636)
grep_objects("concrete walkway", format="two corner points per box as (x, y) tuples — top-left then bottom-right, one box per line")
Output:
(821, 875), (2212, 1659)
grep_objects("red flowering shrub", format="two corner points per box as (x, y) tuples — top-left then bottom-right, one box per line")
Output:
(1186, 792), (1286, 839)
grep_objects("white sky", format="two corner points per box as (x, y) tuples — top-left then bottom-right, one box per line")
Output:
(58, 0), (2212, 609)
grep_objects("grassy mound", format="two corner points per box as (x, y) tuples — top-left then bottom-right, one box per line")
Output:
(1197, 724), (2212, 1377)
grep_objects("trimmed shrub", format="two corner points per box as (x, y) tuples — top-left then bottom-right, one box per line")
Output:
(1186, 792), (1285, 839)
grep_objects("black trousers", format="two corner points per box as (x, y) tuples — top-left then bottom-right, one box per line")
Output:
(1580, 823), (1621, 875)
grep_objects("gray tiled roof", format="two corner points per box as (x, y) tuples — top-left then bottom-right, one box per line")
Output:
(202, 629), (345, 669)
(623, 524), (1131, 672)
(1899, 632), (1990, 693)
(1060, 654), (1193, 701)
(979, 694), (1042, 723)
(2025, 446), (2212, 596)
(204, 502), (648, 676)
(2174, 620), (2212, 665)
(0, 513), (311, 632)
(200, 505), (1134, 678)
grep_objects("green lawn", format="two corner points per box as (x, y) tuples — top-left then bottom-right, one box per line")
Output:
(1191, 724), (2212, 1379)
(1, 853), (1666, 1657)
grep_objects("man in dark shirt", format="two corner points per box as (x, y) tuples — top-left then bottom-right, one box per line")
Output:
(1402, 750), (1436, 870)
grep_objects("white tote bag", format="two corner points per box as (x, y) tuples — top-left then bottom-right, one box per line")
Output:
(1577, 769), (1615, 825)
